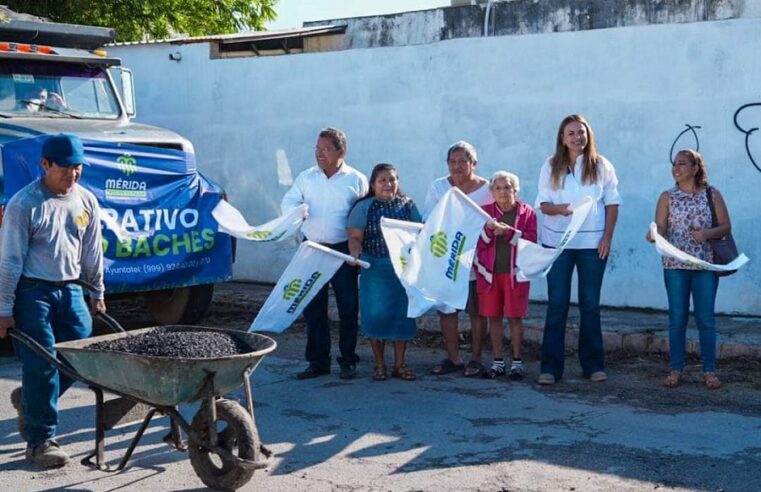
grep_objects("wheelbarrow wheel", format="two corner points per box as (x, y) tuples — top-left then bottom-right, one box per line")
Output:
(188, 398), (259, 491)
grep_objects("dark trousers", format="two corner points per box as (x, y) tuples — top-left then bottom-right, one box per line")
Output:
(303, 241), (359, 370)
(540, 248), (607, 379)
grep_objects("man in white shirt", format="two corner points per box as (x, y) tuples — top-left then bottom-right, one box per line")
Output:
(281, 128), (368, 380)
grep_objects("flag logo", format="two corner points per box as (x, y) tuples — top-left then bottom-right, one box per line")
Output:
(283, 279), (302, 300)
(116, 154), (138, 176)
(430, 231), (448, 258)
(248, 230), (272, 240)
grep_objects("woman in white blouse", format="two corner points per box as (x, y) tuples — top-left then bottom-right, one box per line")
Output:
(535, 114), (621, 385)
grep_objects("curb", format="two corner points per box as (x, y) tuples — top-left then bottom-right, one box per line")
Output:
(333, 307), (761, 360)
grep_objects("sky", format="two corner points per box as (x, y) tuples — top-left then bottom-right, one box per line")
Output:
(266, 0), (452, 30)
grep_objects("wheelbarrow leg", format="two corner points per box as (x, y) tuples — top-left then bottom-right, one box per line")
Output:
(113, 406), (159, 471)
(81, 387), (107, 470)
(243, 367), (271, 459)
(81, 386), (159, 472)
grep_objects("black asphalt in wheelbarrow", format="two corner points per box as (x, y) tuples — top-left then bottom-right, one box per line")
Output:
(10, 317), (277, 491)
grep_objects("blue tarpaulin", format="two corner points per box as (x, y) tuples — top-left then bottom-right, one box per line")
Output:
(2, 135), (233, 293)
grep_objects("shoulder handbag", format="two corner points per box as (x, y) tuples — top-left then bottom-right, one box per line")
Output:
(706, 186), (739, 277)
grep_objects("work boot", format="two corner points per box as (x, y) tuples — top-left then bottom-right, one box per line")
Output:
(26, 440), (70, 468)
(10, 386), (26, 441)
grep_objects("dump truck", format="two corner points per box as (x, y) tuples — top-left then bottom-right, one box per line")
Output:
(0, 13), (233, 326)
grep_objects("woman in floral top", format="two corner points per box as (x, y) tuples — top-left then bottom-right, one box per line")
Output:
(647, 149), (731, 389)
(348, 163), (422, 381)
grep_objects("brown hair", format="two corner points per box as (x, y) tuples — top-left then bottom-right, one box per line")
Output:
(318, 127), (347, 151)
(549, 114), (600, 189)
(675, 149), (708, 188)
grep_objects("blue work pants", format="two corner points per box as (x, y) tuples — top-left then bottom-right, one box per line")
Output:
(13, 278), (92, 446)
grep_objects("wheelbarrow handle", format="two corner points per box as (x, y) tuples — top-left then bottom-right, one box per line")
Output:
(7, 327), (84, 383)
(95, 312), (126, 333)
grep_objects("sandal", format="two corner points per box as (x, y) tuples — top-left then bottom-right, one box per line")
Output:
(464, 360), (485, 378)
(663, 370), (682, 388)
(704, 372), (721, 390)
(392, 365), (416, 381)
(373, 365), (387, 381)
(431, 358), (464, 375)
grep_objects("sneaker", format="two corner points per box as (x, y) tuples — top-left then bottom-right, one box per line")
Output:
(508, 364), (524, 381)
(339, 364), (357, 380)
(10, 386), (26, 441)
(26, 440), (70, 468)
(295, 366), (330, 380)
(589, 371), (608, 382)
(537, 373), (556, 385)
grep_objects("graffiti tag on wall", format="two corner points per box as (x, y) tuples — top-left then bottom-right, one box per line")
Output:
(669, 124), (701, 164)
(734, 103), (761, 174)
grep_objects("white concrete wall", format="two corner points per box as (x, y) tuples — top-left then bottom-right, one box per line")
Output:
(109, 17), (761, 315)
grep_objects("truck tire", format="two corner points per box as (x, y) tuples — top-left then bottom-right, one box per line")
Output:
(189, 398), (258, 491)
(144, 284), (214, 325)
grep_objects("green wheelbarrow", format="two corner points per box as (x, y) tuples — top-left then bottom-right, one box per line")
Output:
(9, 314), (277, 492)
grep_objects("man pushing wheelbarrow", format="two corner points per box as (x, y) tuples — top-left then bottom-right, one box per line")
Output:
(0, 133), (106, 468)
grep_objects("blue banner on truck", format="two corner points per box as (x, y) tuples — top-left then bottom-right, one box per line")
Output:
(2, 136), (233, 293)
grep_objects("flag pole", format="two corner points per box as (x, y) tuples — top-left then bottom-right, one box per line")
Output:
(306, 240), (371, 269)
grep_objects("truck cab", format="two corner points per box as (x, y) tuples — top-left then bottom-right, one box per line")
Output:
(0, 17), (233, 325)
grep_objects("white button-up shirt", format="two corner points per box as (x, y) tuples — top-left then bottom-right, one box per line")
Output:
(534, 154), (621, 249)
(281, 162), (368, 244)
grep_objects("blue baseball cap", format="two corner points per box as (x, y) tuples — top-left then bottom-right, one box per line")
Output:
(42, 133), (88, 167)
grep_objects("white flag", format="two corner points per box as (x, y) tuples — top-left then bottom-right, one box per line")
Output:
(212, 200), (308, 242)
(380, 217), (422, 277)
(648, 222), (749, 272)
(401, 188), (491, 310)
(515, 196), (594, 282)
(380, 217), (445, 317)
(249, 241), (345, 333)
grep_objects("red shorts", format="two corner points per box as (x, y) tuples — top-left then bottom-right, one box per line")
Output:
(478, 272), (529, 318)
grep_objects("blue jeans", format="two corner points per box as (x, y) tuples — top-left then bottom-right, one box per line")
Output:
(303, 241), (359, 370)
(541, 249), (607, 379)
(663, 269), (718, 372)
(12, 278), (92, 446)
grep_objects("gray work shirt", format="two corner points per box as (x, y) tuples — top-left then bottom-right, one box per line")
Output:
(0, 179), (104, 316)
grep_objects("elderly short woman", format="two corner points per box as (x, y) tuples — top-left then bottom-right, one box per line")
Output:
(349, 163), (422, 381)
(474, 171), (537, 380)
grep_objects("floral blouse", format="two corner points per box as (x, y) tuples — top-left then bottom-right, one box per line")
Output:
(664, 186), (713, 269)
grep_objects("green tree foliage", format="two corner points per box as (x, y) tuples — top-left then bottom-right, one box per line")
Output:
(5, 0), (278, 42)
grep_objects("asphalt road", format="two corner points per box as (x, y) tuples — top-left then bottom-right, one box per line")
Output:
(1, 283), (760, 491)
